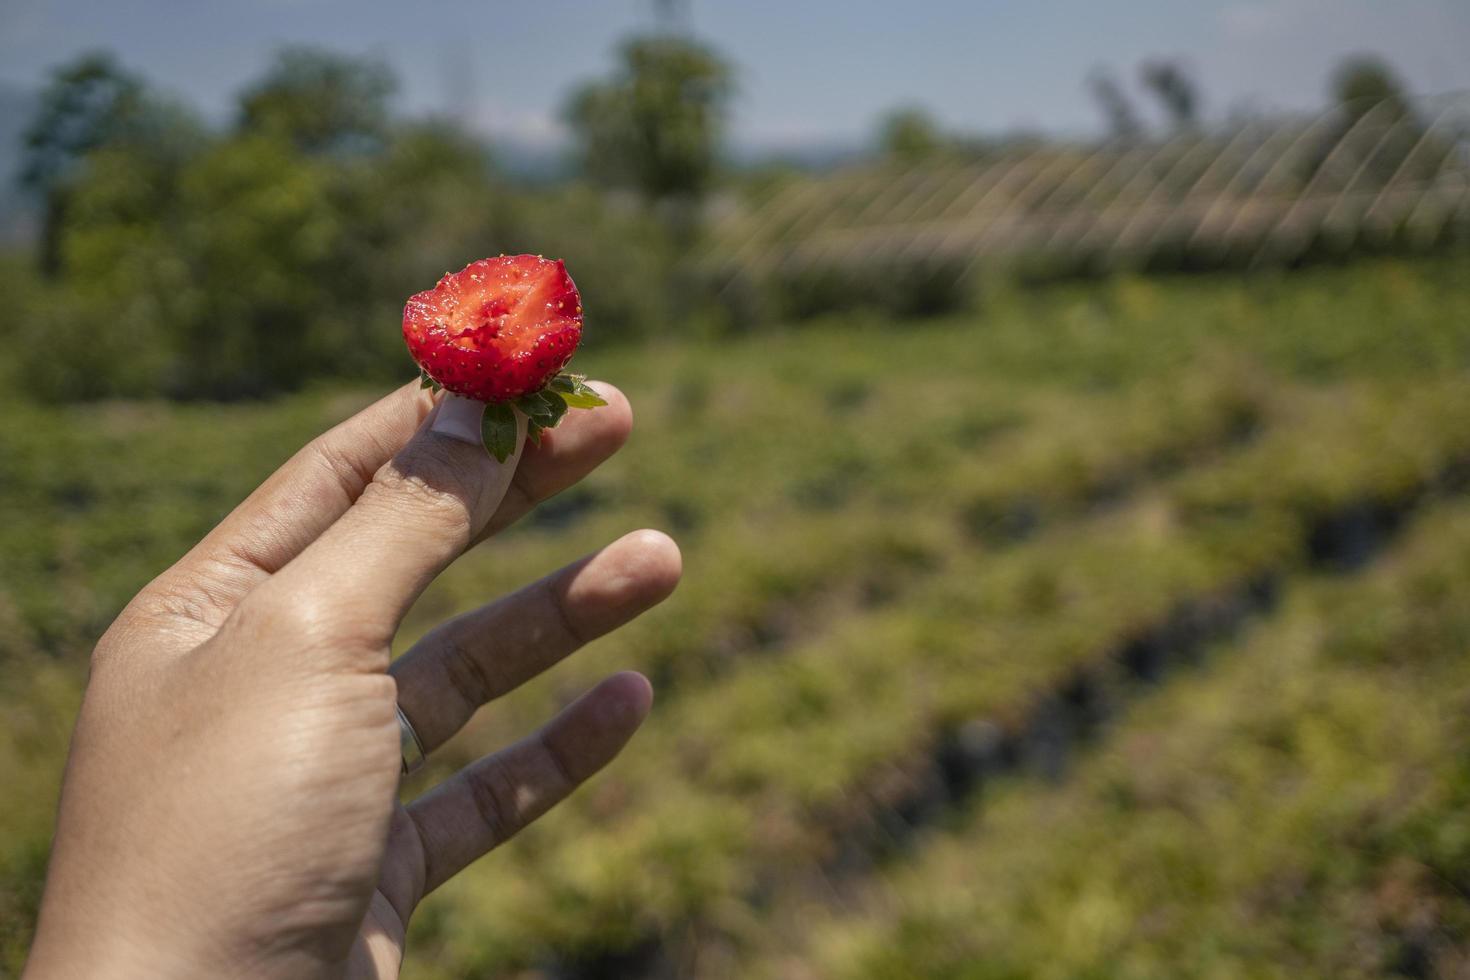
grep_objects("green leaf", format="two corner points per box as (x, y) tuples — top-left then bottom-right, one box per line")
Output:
(525, 420), (543, 447)
(550, 373), (607, 409)
(539, 389), (570, 428)
(481, 402), (520, 463)
(418, 370), (436, 390)
(516, 390), (558, 423)
(559, 389), (607, 409)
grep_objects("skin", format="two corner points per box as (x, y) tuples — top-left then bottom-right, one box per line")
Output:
(23, 381), (681, 979)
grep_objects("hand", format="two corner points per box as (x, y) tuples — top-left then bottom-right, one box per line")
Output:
(24, 383), (681, 978)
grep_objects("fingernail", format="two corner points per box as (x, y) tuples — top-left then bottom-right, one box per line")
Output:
(430, 394), (485, 445)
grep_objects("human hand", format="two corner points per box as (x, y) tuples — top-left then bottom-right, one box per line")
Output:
(24, 384), (681, 978)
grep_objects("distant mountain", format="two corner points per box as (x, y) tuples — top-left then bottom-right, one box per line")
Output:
(487, 137), (573, 184)
(726, 138), (866, 172)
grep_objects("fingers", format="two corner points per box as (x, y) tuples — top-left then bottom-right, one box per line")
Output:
(392, 530), (682, 753)
(132, 382), (432, 649)
(486, 381), (633, 539)
(132, 380), (632, 651)
(260, 395), (523, 651)
(406, 672), (653, 899)
(249, 383), (634, 654)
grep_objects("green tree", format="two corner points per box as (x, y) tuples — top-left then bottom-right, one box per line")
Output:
(1087, 68), (1141, 140)
(168, 135), (356, 396)
(1330, 55), (1413, 126)
(876, 106), (946, 163)
(20, 52), (148, 275)
(563, 35), (733, 204)
(238, 46), (396, 155)
(1140, 59), (1200, 131)
(1325, 55), (1431, 187)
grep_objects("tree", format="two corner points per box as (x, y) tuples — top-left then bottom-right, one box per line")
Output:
(20, 52), (147, 275)
(1087, 69), (1141, 140)
(1325, 55), (1429, 186)
(1140, 59), (1200, 131)
(877, 107), (945, 163)
(238, 47), (396, 155)
(563, 35), (733, 204)
(1330, 55), (1413, 127)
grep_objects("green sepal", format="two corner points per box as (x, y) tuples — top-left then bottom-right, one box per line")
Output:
(523, 389), (569, 428)
(418, 369), (442, 393)
(516, 390), (559, 424)
(474, 371), (603, 461)
(481, 402), (519, 463)
(549, 373), (608, 409)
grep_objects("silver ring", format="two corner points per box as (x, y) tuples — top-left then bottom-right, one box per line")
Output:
(397, 705), (427, 776)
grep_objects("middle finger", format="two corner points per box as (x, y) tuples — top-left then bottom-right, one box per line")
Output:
(391, 529), (681, 754)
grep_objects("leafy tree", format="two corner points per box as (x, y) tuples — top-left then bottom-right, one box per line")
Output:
(563, 35), (733, 203)
(238, 46), (396, 155)
(1325, 55), (1431, 187)
(1140, 59), (1200, 131)
(1087, 68), (1141, 140)
(164, 135), (349, 396)
(877, 107), (946, 162)
(20, 52), (148, 275)
(1330, 55), (1413, 126)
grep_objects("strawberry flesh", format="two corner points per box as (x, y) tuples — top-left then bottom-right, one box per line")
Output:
(403, 255), (583, 402)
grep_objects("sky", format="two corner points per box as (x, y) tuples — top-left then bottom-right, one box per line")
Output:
(1, 0), (1468, 153)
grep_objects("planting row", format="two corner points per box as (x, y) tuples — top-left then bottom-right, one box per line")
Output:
(402, 365), (1274, 767)
(400, 379), (1470, 977)
(793, 498), (1470, 979)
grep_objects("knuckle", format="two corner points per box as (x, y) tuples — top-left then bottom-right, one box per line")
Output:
(439, 629), (504, 710)
(467, 757), (523, 845)
(539, 732), (577, 792)
(304, 432), (380, 497)
(545, 576), (589, 648)
(364, 451), (479, 542)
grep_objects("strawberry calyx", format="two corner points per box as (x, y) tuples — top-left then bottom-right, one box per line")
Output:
(419, 368), (608, 462)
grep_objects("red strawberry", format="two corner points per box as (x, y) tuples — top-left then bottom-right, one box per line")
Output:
(403, 254), (583, 403)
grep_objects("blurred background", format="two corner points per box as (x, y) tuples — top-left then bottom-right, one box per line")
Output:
(3, 1), (1470, 976)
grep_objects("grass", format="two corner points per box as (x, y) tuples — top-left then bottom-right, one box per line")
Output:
(1, 254), (1469, 975)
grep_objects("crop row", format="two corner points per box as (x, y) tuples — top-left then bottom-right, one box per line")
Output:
(404, 366), (1271, 769)
(793, 497), (1470, 980)
(400, 379), (1470, 977)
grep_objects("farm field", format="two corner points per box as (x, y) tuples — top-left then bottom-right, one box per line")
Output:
(2, 255), (1470, 976)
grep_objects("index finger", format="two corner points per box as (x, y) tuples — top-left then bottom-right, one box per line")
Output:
(131, 381), (633, 655)
(254, 384), (628, 654)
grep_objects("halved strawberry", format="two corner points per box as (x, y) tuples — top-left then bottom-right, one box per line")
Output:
(403, 254), (583, 403)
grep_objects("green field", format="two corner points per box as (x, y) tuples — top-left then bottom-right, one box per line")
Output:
(3, 255), (1470, 976)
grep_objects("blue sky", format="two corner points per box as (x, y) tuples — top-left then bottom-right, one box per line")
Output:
(1, 0), (1467, 151)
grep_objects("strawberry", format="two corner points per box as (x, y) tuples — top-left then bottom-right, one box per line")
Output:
(403, 254), (605, 460)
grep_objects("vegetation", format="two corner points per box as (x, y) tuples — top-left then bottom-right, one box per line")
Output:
(2, 29), (1466, 977)
(3, 255), (1468, 975)
(798, 500), (1470, 979)
(3, 48), (695, 402)
(6, 43), (1460, 405)
(563, 34), (734, 206)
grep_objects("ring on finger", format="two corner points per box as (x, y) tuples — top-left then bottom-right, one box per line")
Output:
(397, 704), (427, 776)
